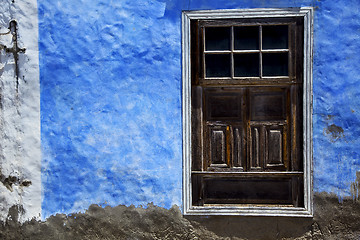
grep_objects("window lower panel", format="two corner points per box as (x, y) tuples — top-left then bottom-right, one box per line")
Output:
(192, 175), (303, 207)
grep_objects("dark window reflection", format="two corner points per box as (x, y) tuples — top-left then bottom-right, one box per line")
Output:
(234, 53), (259, 77)
(234, 26), (259, 50)
(205, 54), (231, 77)
(205, 27), (231, 51)
(263, 53), (288, 76)
(262, 25), (288, 49)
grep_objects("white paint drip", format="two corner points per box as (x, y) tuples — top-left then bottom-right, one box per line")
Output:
(0, 0), (41, 222)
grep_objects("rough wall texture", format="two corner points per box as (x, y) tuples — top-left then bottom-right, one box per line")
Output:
(39, 0), (183, 218)
(313, 0), (360, 198)
(0, 0), (41, 222)
(1, 0), (360, 237)
(1, 193), (360, 239)
(38, 0), (360, 220)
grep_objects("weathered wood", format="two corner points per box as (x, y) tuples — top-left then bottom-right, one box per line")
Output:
(191, 171), (304, 175)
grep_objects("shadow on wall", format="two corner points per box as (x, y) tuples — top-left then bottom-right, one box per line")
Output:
(2, 193), (360, 239)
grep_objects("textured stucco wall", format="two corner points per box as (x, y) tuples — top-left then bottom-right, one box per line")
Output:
(0, 0), (41, 222)
(35, 0), (360, 220)
(312, 0), (360, 197)
(39, 0), (183, 219)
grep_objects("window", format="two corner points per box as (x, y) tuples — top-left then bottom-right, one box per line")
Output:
(182, 8), (313, 216)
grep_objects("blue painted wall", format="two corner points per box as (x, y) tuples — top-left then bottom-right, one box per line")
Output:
(38, 0), (360, 218)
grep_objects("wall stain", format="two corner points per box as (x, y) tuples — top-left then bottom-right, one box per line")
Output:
(6, 205), (24, 223)
(325, 114), (335, 121)
(0, 169), (32, 191)
(325, 123), (345, 142)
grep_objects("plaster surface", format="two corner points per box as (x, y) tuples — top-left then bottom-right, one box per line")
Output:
(0, 0), (41, 222)
(0, 0), (358, 238)
(37, 0), (360, 219)
(312, 0), (360, 198)
(39, 0), (183, 219)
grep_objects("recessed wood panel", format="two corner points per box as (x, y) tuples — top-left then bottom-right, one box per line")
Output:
(203, 177), (293, 205)
(210, 128), (226, 165)
(191, 86), (203, 171)
(205, 91), (242, 120)
(268, 129), (282, 164)
(264, 125), (287, 170)
(250, 90), (286, 121)
(233, 127), (243, 168)
(250, 127), (261, 170)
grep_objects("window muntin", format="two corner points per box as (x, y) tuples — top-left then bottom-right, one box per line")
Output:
(202, 20), (293, 80)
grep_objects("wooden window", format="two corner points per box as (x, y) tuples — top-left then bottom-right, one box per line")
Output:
(182, 8), (313, 217)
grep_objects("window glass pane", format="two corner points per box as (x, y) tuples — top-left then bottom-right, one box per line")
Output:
(234, 53), (259, 77)
(262, 25), (288, 49)
(205, 54), (231, 77)
(205, 27), (231, 51)
(263, 53), (288, 76)
(234, 26), (259, 50)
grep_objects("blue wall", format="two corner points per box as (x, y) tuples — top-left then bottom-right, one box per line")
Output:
(38, 0), (360, 218)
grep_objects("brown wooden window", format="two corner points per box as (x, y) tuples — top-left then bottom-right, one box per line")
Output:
(190, 17), (306, 208)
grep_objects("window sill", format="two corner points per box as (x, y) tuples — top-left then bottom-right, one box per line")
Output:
(185, 206), (313, 217)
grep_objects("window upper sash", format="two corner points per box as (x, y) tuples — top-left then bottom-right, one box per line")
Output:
(191, 17), (304, 85)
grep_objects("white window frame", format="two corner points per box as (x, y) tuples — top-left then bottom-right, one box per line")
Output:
(182, 8), (314, 217)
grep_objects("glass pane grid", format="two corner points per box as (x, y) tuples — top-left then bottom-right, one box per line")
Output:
(203, 24), (290, 79)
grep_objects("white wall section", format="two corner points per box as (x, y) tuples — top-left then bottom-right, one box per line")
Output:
(0, 0), (40, 222)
